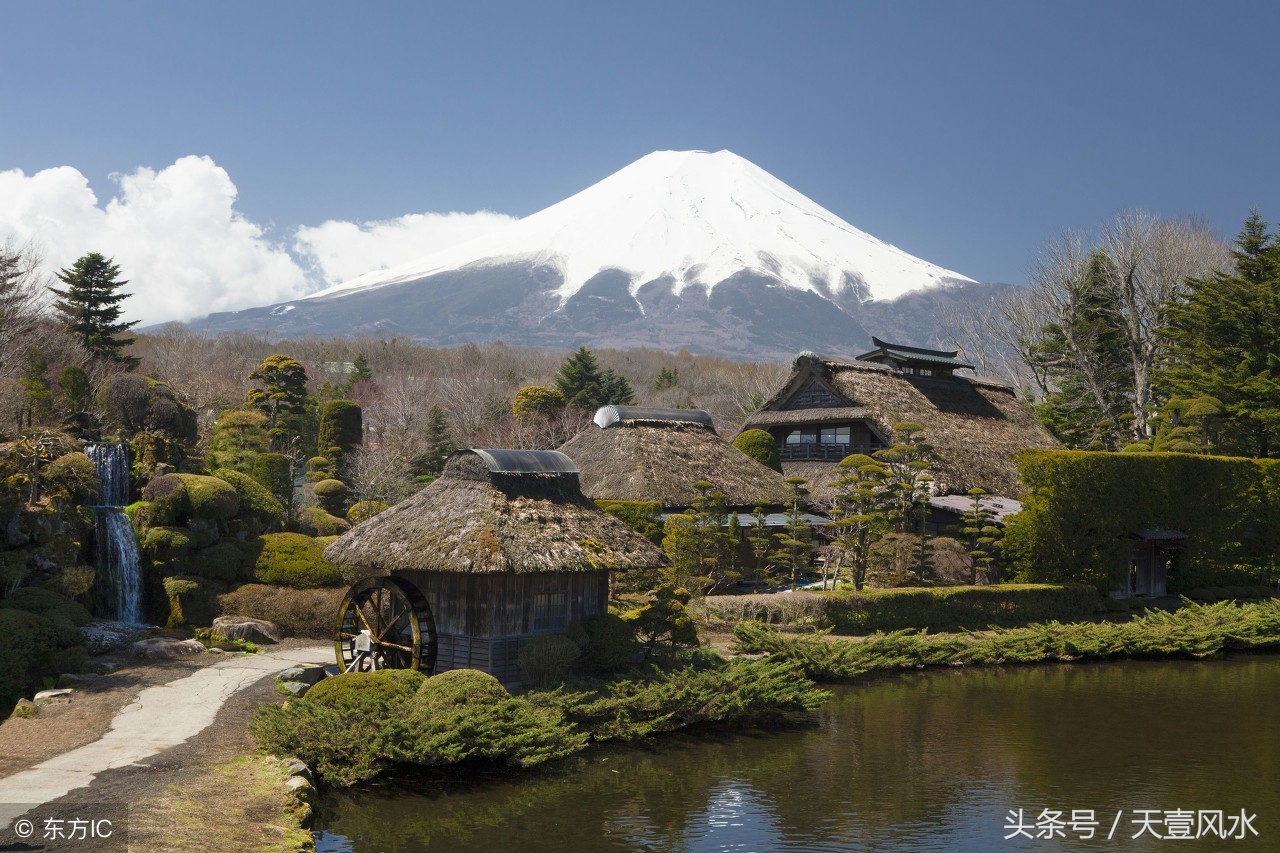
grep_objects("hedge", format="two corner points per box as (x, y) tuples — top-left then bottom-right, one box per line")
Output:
(697, 583), (1101, 634)
(1005, 450), (1280, 593)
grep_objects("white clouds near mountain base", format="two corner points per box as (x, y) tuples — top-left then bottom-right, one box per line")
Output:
(294, 210), (515, 287)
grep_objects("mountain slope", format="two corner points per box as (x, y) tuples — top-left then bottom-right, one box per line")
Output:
(189, 150), (987, 359)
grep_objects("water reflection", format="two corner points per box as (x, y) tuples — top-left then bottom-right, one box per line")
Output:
(317, 656), (1279, 851)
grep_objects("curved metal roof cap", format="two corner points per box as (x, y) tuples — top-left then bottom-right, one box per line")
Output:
(593, 406), (715, 430)
(469, 448), (579, 474)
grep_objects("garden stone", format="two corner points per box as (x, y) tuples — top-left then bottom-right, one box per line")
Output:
(81, 622), (139, 655)
(34, 689), (73, 704)
(130, 638), (207, 659)
(212, 616), (280, 645)
(278, 665), (327, 686)
(278, 681), (310, 698)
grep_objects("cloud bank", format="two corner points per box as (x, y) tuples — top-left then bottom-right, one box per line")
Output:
(0, 156), (515, 326)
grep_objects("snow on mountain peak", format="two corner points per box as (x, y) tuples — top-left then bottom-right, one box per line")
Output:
(309, 149), (975, 304)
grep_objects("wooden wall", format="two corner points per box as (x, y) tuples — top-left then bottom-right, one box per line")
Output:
(395, 570), (608, 638)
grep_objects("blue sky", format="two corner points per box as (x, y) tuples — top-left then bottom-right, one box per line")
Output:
(1, 1), (1276, 323)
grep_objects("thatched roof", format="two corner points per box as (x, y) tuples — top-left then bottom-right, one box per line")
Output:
(740, 353), (1061, 499)
(324, 449), (665, 577)
(559, 407), (794, 509)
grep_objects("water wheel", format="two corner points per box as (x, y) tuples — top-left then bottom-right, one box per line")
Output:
(334, 576), (437, 674)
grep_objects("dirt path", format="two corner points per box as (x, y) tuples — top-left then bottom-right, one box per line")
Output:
(0, 642), (329, 839)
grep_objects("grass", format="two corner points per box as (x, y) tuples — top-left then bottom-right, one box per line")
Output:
(731, 599), (1280, 681)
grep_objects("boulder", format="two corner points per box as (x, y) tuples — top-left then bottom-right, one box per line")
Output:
(278, 681), (310, 698)
(130, 637), (207, 659)
(213, 616), (280, 645)
(9, 699), (36, 719)
(81, 622), (140, 655)
(277, 665), (327, 686)
(33, 688), (73, 704)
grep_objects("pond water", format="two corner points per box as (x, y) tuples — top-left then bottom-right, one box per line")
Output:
(315, 656), (1279, 851)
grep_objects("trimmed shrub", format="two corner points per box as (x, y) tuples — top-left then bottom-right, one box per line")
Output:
(317, 400), (362, 460)
(414, 669), (509, 715)
(163, 575), (218, 627)
(143, 525), (196, 556)
(311, 478), (350, 515)
(213, 468), (284, 528)
(518, 635), (580, 687)
(179, 474), (239, 521)
(141, 474), (191, 525)
(250, 453), (293, 508)
(0, 607), (89, 716)
(305, 669), (426, 708)
(185, 541), (249, 582)
(346, 500), (389, 525)
(595, 500), (664, 545)
(219, 584), (344, 638)
(252, 533), (344, 588)
(732, 429), (783, 473)
(697, 584), (1101, 634)
(46, 453), (101, 501)
(0, 587), (92, 626)
(297, 507), (350, 537)
(569, 612), (640, 672)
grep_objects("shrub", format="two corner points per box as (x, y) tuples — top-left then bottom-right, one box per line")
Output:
(219, 584), (345, 638)
(178, 474), (239, 521)
(250, 453), (293, 507)
(252, 533), (344, 588)
(185, 541), (249, 582)
(317, 400), (362, 461)
(594, 500), (664, 545)
(141, 474), (192, 525)
(213, 468), (284, 527)
(0, 608), (88, 716)
(306, 669), (426, 707)
(1, 587), (92, 626)
(46, 452), (101, 501)
(414, 669), (509, 715)
(296, 507), (350, 537)
(569, 612), (639, 672)
(731, 429), (782, 473)
(163, 574), (218, 627)
(518, 635), (581, 687)
(311, 479), (350, 515)
(346, 501), (389, 525)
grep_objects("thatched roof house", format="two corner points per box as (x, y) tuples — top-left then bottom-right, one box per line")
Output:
(558, 406), (794, 510)
(739, 350), (1061, 500)
(324, 449), (663, 685)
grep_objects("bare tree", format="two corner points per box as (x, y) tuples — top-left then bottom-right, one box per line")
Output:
(0, 241), (51, 381)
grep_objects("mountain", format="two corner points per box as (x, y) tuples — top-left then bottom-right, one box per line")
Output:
(189, 150), (993, 360)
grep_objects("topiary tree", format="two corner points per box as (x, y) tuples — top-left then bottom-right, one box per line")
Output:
(312, 478), (351, 516)
(247, 355), (314, 452)
(732, 429), (782, 473)
(250, 452), (293, 510)
(209, 409), (270, 473)
(317, 399), (362, 475)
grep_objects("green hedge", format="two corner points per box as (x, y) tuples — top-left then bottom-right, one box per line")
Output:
(1005, 450), (1280, 592)
(699, 584), (1100, 634)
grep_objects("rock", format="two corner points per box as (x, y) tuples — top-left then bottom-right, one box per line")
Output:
(81, 621), (140, 655)
(283, 759), (314, 785)
(212, 616), (280, 645)
(277, 665), (328, 686)
(9, 699), (36, 719)
(130, 638), (207, 659)
(278, 681), (310, 698)
(34, 688), (73, 704)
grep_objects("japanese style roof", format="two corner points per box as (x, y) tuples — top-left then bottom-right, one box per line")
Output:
(856, 337), (976, 370)
(739, 352), (1062, 499)
(323, 448), (665, 579)
(928, 494), (1024, 524)
(558, 408), (794, 509)
(593, 406), (715, 431)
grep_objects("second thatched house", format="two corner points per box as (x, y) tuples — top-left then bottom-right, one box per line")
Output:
(739, 345), (1061, 500)
(323, 448), (664, 686)
(559, 406), (794, 511)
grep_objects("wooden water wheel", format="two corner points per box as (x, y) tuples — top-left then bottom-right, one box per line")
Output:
(334, 576), (437, 673)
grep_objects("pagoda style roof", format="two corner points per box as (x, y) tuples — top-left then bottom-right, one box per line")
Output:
(324, 449), (664, 578)
(856, 337), (976, 371)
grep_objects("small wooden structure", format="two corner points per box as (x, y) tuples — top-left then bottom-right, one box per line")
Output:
(323, 449), (664, 686)
(1116, 529), (1186, 599)
(559, 405), (793, 511)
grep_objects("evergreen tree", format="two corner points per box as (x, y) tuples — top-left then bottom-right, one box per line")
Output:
(873, 422), (936, 580)
(50, 252), (139, 369)
(1160, 211), (1280, 456)
(412, 405), (455, 479)
(57, 365), (92, 414)
(771, 477), (813, 588)
(825, 454), (891, 590)
(247, 355), (314, 452)
(554, 347), (635, 409)
(18, 347), (52, 427)
(953, 489), (1002, 584)
(317, 399), (363, 476)
(600, 368), (636, 406)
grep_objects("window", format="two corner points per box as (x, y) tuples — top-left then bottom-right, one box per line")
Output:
(819, 426), (851, 445)
(532, 592), (566, 632)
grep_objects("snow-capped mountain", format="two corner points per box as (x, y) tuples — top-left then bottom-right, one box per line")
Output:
(190, 150), (993, 359)
(315, 150), (973, 305)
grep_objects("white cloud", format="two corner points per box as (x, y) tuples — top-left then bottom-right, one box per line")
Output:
(0, 156), (517, 327)
(294, 210), (515, 287)
(0, 156), (307, 327)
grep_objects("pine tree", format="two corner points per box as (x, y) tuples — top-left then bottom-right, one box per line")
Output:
(554, 347), (634, 409)
(246, 355), (314, 452)
(873, 422), (936, 580)
(825, 454), (891, 590)
(953, 489), (1002, 584)
(50, 252), (139, 369)
(412, 405), (455, 479)
(771, 477), (813, 588)
(1160, 211), (1280, 457)
(18, 347), (52, 427)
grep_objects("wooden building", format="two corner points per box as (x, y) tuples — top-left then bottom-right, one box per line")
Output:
(739, 347), (1061, 500)
(323, 449), (664, 687)
(559, 405), (793, 510)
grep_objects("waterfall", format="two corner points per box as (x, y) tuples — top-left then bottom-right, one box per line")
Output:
(86, 442), (143, 625)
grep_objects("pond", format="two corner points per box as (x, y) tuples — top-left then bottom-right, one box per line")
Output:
(315, 656), (1278, 851)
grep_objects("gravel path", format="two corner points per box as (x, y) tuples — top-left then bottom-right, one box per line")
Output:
(0, 644), (329, 832)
